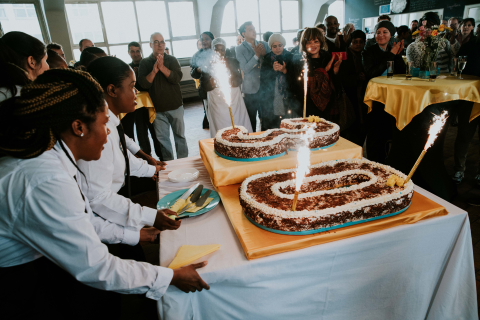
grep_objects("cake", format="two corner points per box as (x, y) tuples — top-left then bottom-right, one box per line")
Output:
(239, 159), (414, 233)
(214, 117), (340, 160)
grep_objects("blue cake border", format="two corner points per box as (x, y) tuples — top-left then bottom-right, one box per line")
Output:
(215, 141), (337, 162)
(244, 205), (410, 235)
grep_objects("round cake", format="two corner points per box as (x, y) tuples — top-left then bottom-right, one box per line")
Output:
(239, 159), (414, 232)
(214, 118), (340, 159)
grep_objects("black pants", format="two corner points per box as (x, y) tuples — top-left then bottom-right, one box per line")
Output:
(453, 101), (477, 173)
(0, 257), (121, 320)
(244, 91), (263, 132)
(365, 101), (397, 163)
(121, 108), (163, 160)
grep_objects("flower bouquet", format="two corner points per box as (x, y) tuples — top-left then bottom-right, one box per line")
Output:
(410, 24), (452, 77)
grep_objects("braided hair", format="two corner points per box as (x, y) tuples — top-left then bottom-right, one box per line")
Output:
(0, 68), (105, 159)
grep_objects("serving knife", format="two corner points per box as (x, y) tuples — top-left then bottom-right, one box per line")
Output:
(178, 182), (200, 200)
(178, 189), (213, 215)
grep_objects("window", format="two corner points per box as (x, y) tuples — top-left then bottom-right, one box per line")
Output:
(66, 4), (104, 45)
(0, 3), (44, 41)
(66, 0), (199, 61)
(220, 0), (300, 48)
(0, 5), (6, 19)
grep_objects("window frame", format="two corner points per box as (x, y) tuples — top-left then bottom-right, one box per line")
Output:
(0, 0), (50, 43)
(219, 0), (301, 45)
(65, 0), (200, 61)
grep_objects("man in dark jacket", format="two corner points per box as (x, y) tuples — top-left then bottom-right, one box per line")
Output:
(339, 30), (368, 146)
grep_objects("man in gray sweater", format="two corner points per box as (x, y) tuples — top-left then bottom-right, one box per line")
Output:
(236, 21), (270, 131)
(138, 32), (188, 160)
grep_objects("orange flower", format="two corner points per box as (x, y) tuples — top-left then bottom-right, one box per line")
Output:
(431, 30), (439, 36)
(439, 25), (445, 32)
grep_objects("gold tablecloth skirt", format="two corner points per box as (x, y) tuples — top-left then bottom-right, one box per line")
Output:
(364, 75), (480, 130)
(218, 186), (448, 260)
(200, 137), (363, 187)
(119, 91), (156, 123)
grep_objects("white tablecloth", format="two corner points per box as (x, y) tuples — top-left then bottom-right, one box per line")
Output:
(157, 156), (478, 320)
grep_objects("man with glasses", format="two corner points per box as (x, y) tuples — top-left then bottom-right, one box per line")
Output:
(138, 32), (188, 160)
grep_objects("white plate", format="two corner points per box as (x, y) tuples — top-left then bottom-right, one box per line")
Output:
(168, 168), (199, 182)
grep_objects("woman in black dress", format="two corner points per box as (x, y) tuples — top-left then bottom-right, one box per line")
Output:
(362, 20), (405, 163)
(260, 33), (295, 129)
(290, 27), (343, 123)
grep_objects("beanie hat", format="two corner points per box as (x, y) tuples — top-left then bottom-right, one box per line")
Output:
(374, 21), (396, 37)
(211, 37), (226, 49)
(268, 33), (286, 47)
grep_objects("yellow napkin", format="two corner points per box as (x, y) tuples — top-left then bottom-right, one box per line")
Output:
(186, 197), (214, 213)
(168, 244), (221, 269)
(170, 198), (191, 212)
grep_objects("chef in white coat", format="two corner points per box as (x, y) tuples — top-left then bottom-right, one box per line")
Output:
(0, 69), (209, 320)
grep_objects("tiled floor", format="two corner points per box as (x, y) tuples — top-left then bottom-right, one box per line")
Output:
(140, 98), (480, 311)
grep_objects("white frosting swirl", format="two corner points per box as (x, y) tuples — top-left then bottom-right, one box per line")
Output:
(215, 118), (340, 148)
(240, 158), (414, 219)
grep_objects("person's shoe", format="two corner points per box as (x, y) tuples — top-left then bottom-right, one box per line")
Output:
(452, 171), (464, 184)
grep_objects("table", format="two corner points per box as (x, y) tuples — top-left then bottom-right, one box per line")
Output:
(157, 156), (477, 320)
(364, 74), (480, 130)
(364, 75), (480, 201)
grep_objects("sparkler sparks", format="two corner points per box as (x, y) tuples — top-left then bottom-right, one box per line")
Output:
(210, 52), (235, 128)
(404, 111), (448, 183)
(425, 111), (448, 150)
(292, 125), (316, 211)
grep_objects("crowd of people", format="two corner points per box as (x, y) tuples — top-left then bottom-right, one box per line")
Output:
(0, 10), (480, 318)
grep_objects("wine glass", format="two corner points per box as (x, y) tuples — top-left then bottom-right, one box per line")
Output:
(458, 56), (467, 79)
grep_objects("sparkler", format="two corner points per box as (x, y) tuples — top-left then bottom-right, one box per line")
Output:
(210, 53), (235, 128)
(303, 52), (308, 119)
(292, 125), (315, 211)
(404, 111), (448, 183)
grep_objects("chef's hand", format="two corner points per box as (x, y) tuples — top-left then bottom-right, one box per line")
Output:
(154, 209), (181, 231)
(140, 227), (161, 242)
(171, 261), (210, 293)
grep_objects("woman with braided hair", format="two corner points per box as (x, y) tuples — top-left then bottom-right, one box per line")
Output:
(0, 31), (49, 102)
(0, 69), (209, 320)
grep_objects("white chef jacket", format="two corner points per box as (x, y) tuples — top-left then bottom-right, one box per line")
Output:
(0, 141), (172, 299)
(78, 110), (157, 228)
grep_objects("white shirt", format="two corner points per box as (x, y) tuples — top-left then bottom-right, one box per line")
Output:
(0, 141), (172, 299)
(326, 36), (336, 43)
(0, 85), (21, 102)
(78, 110), (157, 228)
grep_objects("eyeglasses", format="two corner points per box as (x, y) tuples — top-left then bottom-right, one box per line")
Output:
(152, 40), (166, 46)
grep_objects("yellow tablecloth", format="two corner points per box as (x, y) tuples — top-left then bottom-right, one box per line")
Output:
(119, 91), (156, 123)
(364, 75), (480, 130)
(218, 185), (448, 260)
(200, 137), (363, 187)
